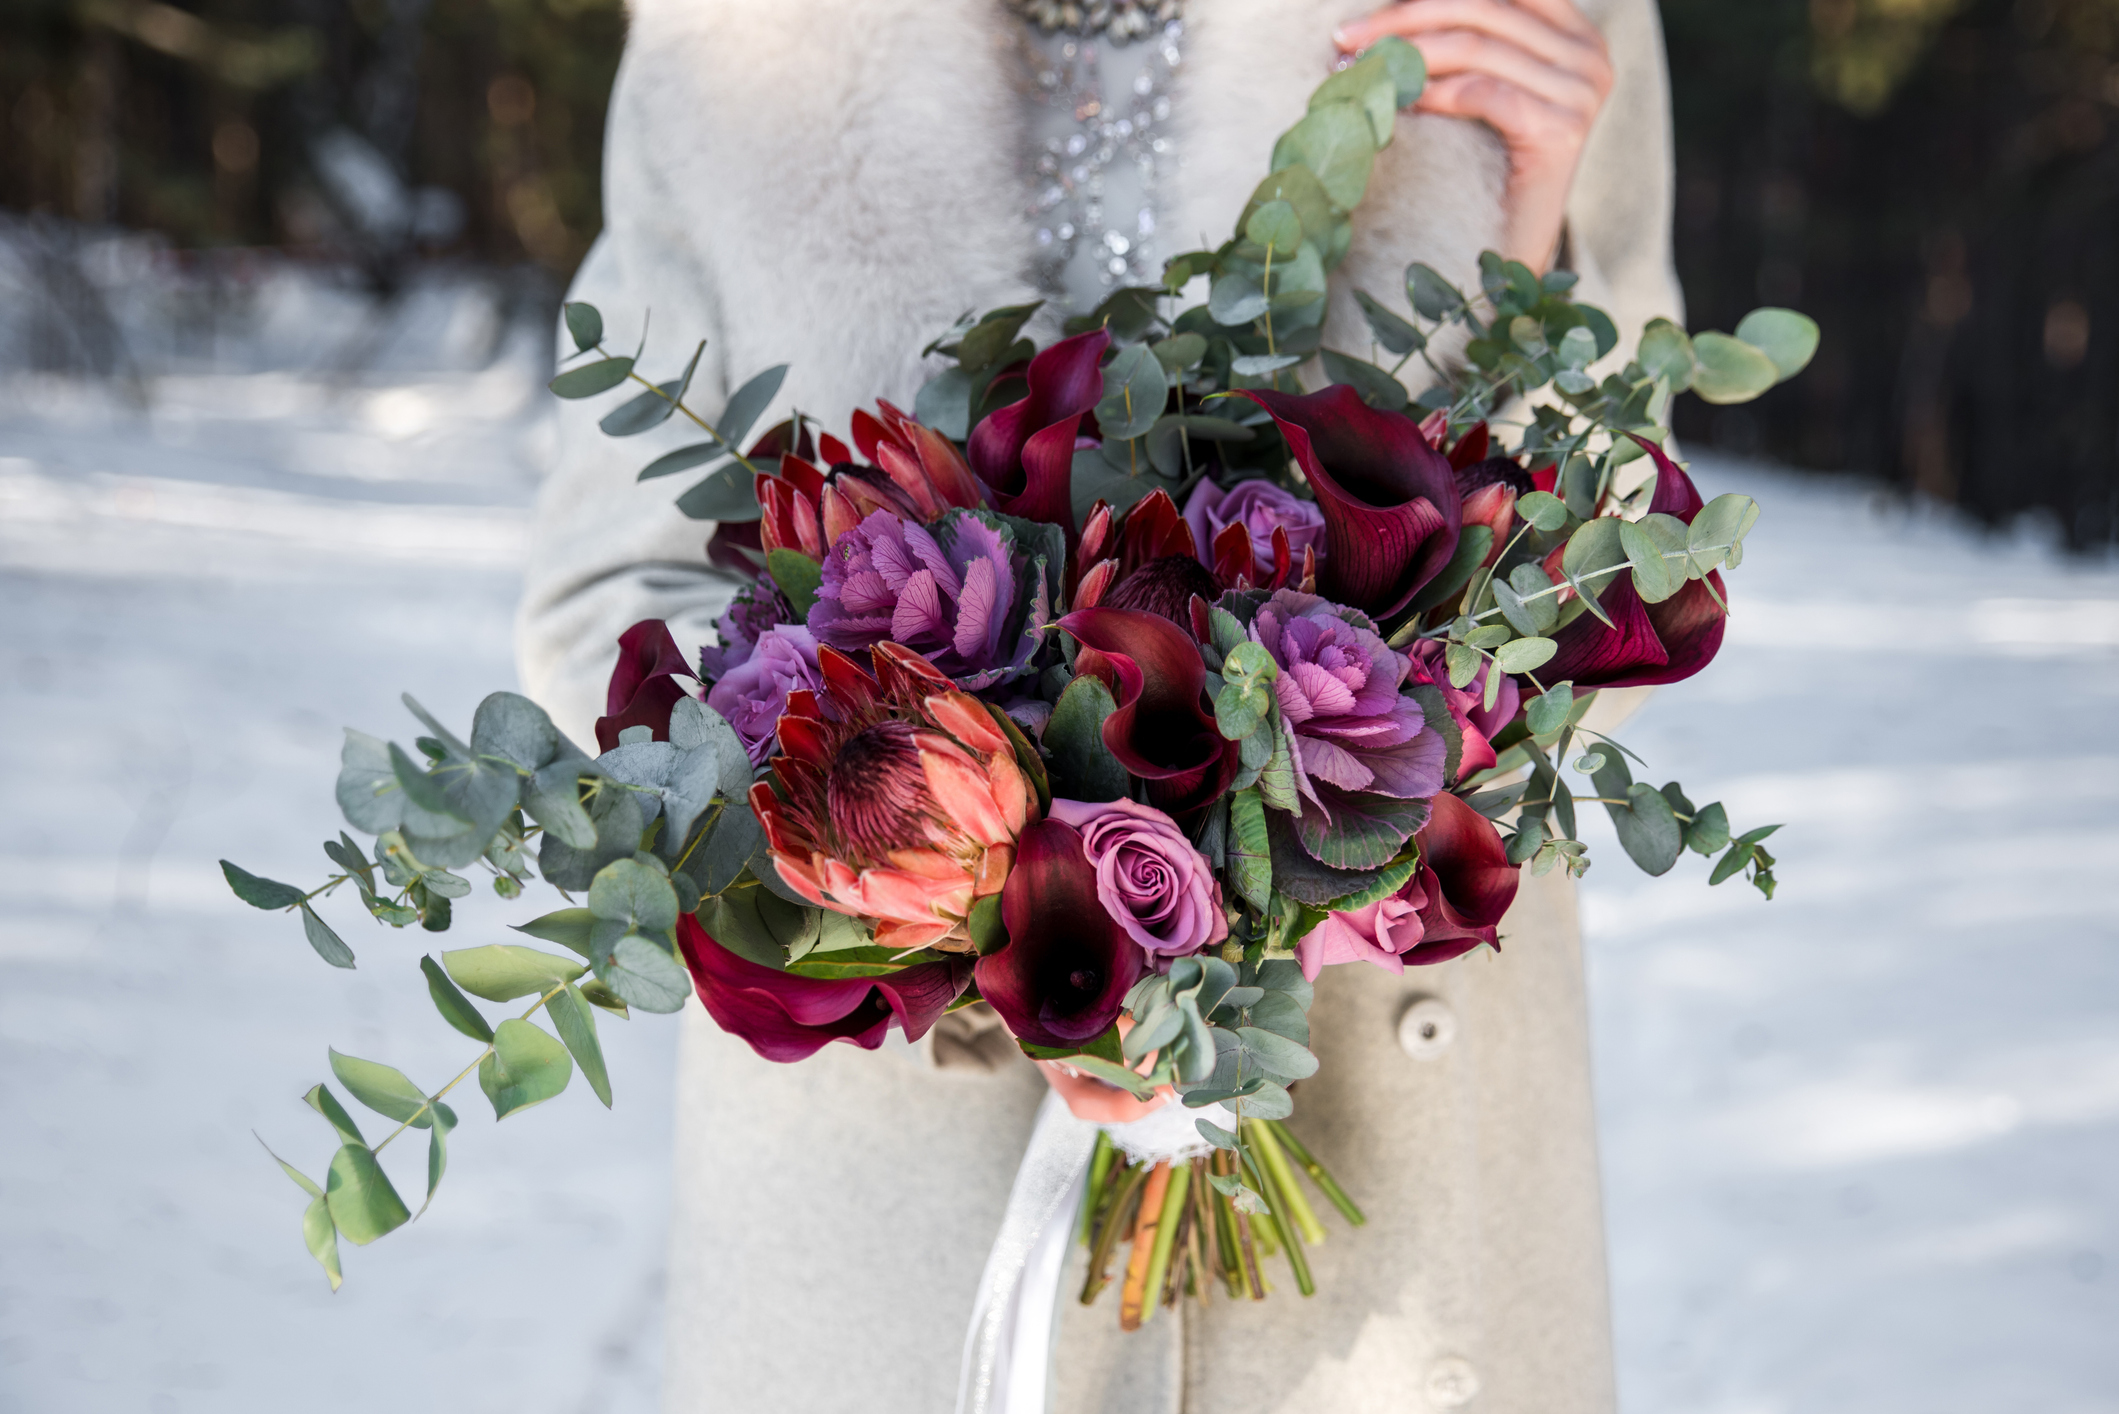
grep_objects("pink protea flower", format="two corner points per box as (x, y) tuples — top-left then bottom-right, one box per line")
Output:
(751, 641), (1039, 954)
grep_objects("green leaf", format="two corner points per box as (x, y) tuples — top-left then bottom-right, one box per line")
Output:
(325, 1144), (410, 1246)
(1637, 317), (1695, 391)
(1368, 33), (1428, 105)
(442, 944), (585, 1002)
(1686, 800), (1731, 855)
(1525, 684), (1575, 737)
(547, 984), (612, 1109)
(420, 1104), (455, 1216)
(1096, 343), (1167, 442)
(1689, 331), (1780, 405)
(1228, 787), (1272, 911)
(547, 357), (634, 399)
(1271, 101), (1375, 209)
(1044, 674), (1128, 803)
(1196, 1118), (1240, 1150)
(524, 761), (598, 851)
(716, 363), (791, 452)
(562, 301), (603, 352)
(512, 907), (597, 959)
(301, 1194), (342, 1290)
(1686, 493), (1762, 577)
(259, 1135), (323, 1199)
(687, 802), (767, 896)
(1245, 199), (1303, 257)
(1352, 289), (1424, 357)
(303, 1083), (366, 1147)
(1309, 50), (1399, 146)
(336, 730), (402, 832)
(1208, 273), (1270, 327)
(1516, 489), (1570, 532)
(588, 857), (681, 938)
(1620, 519), (1683, 604)
(668, 696), (754, 801)
(1238, 1026), (1319, 1082)
(1240, 165), (1335, 256)
(1406, 262), (1465, 320)
(298, 904), (356, 969)
(1708, 839), (1756, 886)
(599, 340), (704, 436)
(673, 462), (762, 523)
(420, 955), (493, 1042)
(221, 860), (305, 911)
(766, 548), (823, 619)
(1733, 308), (1819, 380)
(1231, 352), (1302, 377)
(597, 934), (693, 1014)
(328, 1049), (434, 1128)
(1150, 332), (1208, 379)
(1027, 1049), (1157, 1100)
(478, 1019), (573, 1120)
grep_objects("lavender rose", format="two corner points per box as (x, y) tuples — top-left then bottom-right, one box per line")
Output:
(705, 624), (823, 766)
(698, 585), (792, 685)
(1184, 477), (1326, 581)
(1046, 797), (1227, 959)
(808, 508), (1049, 691)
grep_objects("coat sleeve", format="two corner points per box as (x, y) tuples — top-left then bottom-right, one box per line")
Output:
(1567, 0), (1687, 355)
(512, 49), (749, 751)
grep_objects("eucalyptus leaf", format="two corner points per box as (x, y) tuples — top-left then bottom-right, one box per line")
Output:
(599, 341), (703, 436)
(1044, 674), (1127, 803)
(221, 860), (305, 911)
(672, 462), (760, 523)
(1097, 344), (1167, 442)
(598, 934), (695, 1014)
(511, 907), (596, 959)
(547, 984), (612, 1109)
(1689, 331), (1780, 404)
(478, 1019), (573, 1120)
(715, 363), (791, 453)
(325, 1144), (411, 1245)
(442, 944), (585, 1002)
(421, 955), (494, 1042)
(1271, 101), (1375, 210)
(328, 1049), (434, 1128)
(335, 729), (403, 832)
(547, 357), (634, 399)
(562, 301), (602, 352)
(1733, 307), (1819, 380)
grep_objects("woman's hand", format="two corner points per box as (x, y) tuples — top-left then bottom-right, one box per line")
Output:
(1334, 0), (1614, 273)
(1036, 1058), (1171, 1124)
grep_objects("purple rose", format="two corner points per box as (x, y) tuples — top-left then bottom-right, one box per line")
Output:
(1046, 797), (1227, 959)
(698, 586), (792, 685)
(1184, 478), (1326, 582)
(706, 624), (823, 766)
(808, 508), (1049, 691)
(1296, 876), (1428, 981)
(1248, 588), (1448, 867)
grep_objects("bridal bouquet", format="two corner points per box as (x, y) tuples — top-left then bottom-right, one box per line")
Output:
(229, 38), (1810, 1319)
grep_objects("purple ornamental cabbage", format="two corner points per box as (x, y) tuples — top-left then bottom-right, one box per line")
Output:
(808, 508), (1052, 691)
(705, 624), (824, 767)
(1249, 588), (1447, 868)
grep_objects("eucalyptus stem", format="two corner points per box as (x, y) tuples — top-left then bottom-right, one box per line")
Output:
(597, 342), (762, 477)
(370, 976), (573, 1156)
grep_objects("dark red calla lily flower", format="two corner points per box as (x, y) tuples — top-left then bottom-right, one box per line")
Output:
(967, 329), (1110, 540)
(1541, 441), (1727, 690)
(1239, 386), (1462, 618)
(975, 818), (1144, 1048)
(1410, 790), (1520, 957)
(1058, 606), (1240, 821)
(678, 914), (973, 1062)
(596, 619), (699, 751)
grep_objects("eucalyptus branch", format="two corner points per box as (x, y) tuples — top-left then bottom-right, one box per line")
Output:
(595, 341), (762, 477)
(371, 976), (575, 1157)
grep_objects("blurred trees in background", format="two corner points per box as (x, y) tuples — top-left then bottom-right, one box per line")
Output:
(1, 0), (2114, 544)
(0, 0), (622, 287)
(1665, 0), (2119, 547)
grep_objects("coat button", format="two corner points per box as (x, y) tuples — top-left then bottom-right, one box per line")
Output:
(1426, 1355), (1481, 1407)
(1398, 997), (1456, 1060)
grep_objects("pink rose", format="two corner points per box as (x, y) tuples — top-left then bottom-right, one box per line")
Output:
(1046, 797), (1228, 958)
(1296, 876), (1430, 981)
(1183, 477), (1326, 582)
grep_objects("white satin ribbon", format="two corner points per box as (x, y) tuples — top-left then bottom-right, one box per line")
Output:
(954, 1094), (1235, 1414)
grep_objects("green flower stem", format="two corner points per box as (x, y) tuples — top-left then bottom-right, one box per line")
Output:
(1239, 1121), (1314, 1297)
(1137, 1160), (1192, 1319)
(370, 977), (573, 1156)
(1079, 1130), (1117, 1247)
(1249, 1119), (1326, 1245)
(596, 342), (761, 477)
(1081, 1158), (1150, 1306)
(1263, 1120), (1366, 1227)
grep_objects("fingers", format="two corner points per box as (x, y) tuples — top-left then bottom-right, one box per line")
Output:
(1407, 29), (1605, 116)
(1338, 0), (1591, 69)
(1415, 71), (1584, 168)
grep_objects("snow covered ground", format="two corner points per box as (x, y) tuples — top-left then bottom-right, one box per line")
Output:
(0, 309), (2114, 1413)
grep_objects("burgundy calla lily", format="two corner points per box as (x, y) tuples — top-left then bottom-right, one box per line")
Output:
(1541, 441), (1727, 690)
(596, 619), (700, 751)
(975, 818), (1144, 1048)
(1058, 606), (1241, 822)
(966, 329), (1109, 539)
(1239, 386), (1462, 618)
(677, 914), (972, 1062)
(1411, 790), (1519, 956)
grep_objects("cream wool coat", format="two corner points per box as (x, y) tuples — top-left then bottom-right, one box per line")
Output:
(516, 1), (1682, 1409)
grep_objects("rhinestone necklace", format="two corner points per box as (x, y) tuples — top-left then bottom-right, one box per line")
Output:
(1005, 0), (1183, 45)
